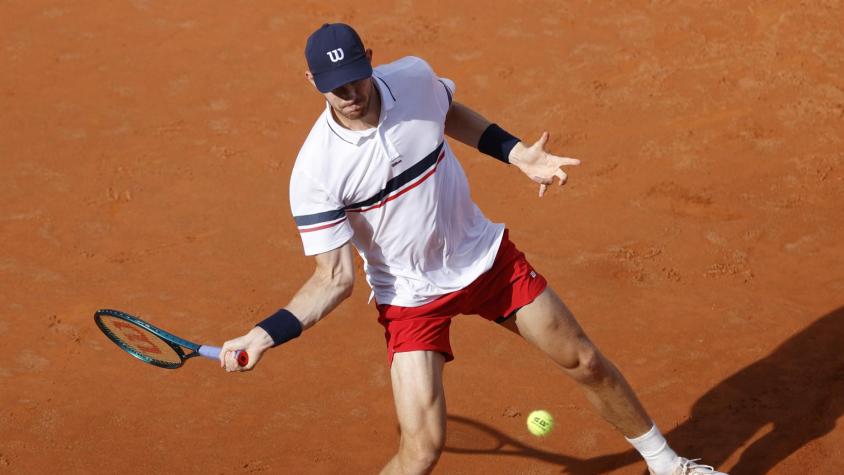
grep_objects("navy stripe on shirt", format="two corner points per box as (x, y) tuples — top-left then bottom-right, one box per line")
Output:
(293, 142), (445, 228)
(344, 142), (443, 210)
(294, 208), (346, 227)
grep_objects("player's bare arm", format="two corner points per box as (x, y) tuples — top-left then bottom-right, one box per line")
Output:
(444, 100), (581, 197)
(284, 241), (355, 329)
(219, 241), (355, 371)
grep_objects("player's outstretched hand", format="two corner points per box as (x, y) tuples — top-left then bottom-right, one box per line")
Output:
(219, 326), (274, 372)
(509, 131), (580, 197)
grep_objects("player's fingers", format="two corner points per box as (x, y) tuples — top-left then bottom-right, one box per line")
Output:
(539, 183), (548, 197)
(220, 339), (241, 367)
(536, 131), (549, 150)
(549, 155), (580, 167)
(225, 350), (241, 372)
(554, 169), (568, 186)
(219, 344), (231, 368)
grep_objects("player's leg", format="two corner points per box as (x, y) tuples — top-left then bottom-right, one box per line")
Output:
(499, 286), (652, 437)
(380, 350), (447, 475)
(501, 287), (727, 474)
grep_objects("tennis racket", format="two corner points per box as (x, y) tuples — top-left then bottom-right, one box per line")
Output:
(94, 308), (248, 369)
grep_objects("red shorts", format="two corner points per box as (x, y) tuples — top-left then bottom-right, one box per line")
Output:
(376, 230), (547, 364)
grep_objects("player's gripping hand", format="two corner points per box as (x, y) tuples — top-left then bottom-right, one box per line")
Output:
(509, 131), (581, 197)
(219, 326), (274, 372)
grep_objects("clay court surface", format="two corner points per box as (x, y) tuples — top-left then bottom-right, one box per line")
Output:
(2, 1), (843, 473)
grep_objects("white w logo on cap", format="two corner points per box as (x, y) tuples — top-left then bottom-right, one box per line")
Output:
(326, 48), (345, 62)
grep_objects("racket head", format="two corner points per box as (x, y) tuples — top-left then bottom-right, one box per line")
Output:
(94, 309), (187, 369)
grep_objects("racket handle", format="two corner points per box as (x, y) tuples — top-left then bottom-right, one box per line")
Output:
(199, 345), (249, 367)
(235, 350), (249, 367)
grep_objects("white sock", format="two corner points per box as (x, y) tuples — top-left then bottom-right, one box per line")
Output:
(625, 424), (679, 475)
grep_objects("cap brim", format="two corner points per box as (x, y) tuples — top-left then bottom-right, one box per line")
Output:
(313, 56), (373, 93)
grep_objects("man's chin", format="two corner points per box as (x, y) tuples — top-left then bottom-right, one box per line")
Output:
(342, 108), (365, 120)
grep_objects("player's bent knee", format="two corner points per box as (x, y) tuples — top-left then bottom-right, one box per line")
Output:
(399, 436), (444, 472)
(567, 345), (610, 386)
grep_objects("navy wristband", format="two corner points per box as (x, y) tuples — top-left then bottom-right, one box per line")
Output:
(478, 123), (521, 164)
(256, 309), (303, 347)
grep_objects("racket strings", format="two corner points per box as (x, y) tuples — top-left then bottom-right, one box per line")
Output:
(97, 315), (183, 367)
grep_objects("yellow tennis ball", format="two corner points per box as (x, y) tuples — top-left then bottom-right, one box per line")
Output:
(527, 409), (554, 437)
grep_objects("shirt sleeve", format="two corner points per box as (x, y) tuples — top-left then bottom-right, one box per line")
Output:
(411, 56), (456, 117)
(289, 167), (353, 256)
(434, 73), (455, 118)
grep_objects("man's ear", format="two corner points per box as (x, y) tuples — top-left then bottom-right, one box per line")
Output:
(305, 70), (316, 87)
(365, 48), (373, 63)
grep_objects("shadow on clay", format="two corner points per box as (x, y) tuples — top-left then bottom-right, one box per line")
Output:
(444, 306), (844, 474)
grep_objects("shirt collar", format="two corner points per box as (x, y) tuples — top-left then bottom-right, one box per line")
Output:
(324, 104), (374, 145)
(324, 75), (396, 146)
(374, 73), (396, 112)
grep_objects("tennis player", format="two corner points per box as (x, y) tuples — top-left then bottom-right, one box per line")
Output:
(220, 23), (726, 475)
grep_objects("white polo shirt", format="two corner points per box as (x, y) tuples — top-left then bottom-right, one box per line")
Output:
(290, 56), (504, 307)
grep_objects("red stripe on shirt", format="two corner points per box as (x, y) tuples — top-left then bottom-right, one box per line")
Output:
(347, 151), (446, 214)
(298, 217), (347, 233)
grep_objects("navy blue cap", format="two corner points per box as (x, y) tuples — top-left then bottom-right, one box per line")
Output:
(305, 23), (373, 93)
